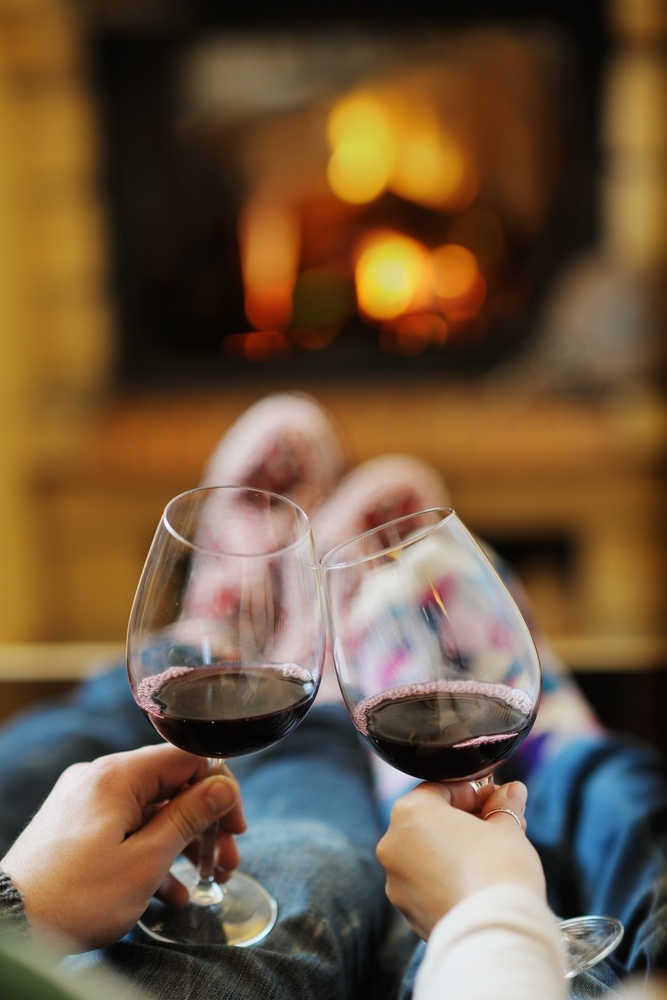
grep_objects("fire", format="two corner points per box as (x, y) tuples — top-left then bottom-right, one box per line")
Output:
(355, 231), (431, 321)
(326, 92), (395, 204)
(354, 230), (486, 334)
(431, 243), (483, 305)
(236, 87), (490, 353)
(326, 86), (477, 210)
(238, 194), (300, 330)
(390, 104), (477, 211)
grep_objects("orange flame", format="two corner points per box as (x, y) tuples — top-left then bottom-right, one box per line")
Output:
(355, 230), (431, 321)
(326, 86), (478, 211)
(238, 194), (300, 330)
(354, 231), (486, 337)
(431, 243), (487, 313)
(326, 92), (395, 204)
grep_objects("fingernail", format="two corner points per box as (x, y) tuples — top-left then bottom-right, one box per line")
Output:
(507, 781), (528, 813)
(205, 777), (236, 812)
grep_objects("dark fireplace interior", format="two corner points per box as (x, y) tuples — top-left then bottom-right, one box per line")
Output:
(83, 2), (608, 387)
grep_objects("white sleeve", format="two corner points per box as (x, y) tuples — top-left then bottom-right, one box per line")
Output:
(413, 884), (567, 1000)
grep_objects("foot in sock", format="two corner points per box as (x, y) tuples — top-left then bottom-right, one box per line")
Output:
(180, 392), (350, 680)
(201, 391), (350, 517)
(312, 453), (450, 560)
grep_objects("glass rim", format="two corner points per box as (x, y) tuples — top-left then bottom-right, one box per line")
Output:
(320, 505), (457, 570)
(162, 484), (314, 558)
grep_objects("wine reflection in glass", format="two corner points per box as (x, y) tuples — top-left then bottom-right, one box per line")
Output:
(320, 506), (623, 978)
(127, 485), (325, 946)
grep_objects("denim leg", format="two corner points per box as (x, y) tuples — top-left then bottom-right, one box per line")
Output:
(524, 733), (667, 982)
(0, 663), (157, 852)
(69, 705), (391, 1000)
(89, 821), (386, 1000)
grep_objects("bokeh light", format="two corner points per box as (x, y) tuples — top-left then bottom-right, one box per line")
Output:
(390, 108), (477, 211)
(239, 195), (299, 330)
(326, 86), (478, 211)
(327, 137), (392, 204)
(222, 330), (292, 361)
(431, 243), (487, 313)
(355, 231), (431, 321)
(326, 92), (395, 204)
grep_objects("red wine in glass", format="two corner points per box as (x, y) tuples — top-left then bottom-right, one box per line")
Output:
(352, 679), (537, 784)
(136, 663), (317, 758)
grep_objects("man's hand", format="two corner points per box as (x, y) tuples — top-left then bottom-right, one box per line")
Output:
(1, 744), (246, 950)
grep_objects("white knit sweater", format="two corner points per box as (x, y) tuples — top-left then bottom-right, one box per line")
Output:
(415, 884), (567, 1000)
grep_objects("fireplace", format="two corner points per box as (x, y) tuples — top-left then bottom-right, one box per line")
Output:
(83, 2), (607, 387)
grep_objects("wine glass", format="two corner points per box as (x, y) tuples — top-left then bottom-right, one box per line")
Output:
(127, 485), (325, 946)
(320, 506), (623, 978)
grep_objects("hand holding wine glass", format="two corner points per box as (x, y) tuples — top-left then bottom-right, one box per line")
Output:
(321, 506), (623, 976)
(376, 778), (544, 943)
(127, 485), (325, 946)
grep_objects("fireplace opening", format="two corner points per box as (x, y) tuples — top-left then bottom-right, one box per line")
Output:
(84, 3), (607, 388)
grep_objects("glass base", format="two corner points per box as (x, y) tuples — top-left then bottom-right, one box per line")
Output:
(138, 857), (278, 947)
(559, 915), (624, 978)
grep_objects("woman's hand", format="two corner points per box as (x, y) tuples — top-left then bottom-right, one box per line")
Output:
(376, 780), (546, 941)
(1, 744), (246, 951)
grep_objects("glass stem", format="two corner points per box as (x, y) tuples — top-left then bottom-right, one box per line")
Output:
(190, 759), (225, 907)
(470, 774), (495, 792)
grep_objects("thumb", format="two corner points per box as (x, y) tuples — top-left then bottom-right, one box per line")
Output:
(143, 775), (241, 858)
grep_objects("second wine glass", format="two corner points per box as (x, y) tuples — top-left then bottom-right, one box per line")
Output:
(321, 506), (623, 977)
(321, 506), (541, 785)
(127, 485), (325, 946)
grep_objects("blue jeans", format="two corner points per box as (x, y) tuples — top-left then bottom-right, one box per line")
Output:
(519, 733), (667, 984)
(1, 664), (667, 998)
